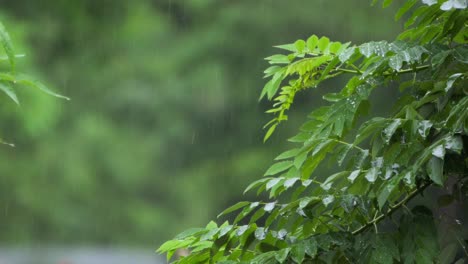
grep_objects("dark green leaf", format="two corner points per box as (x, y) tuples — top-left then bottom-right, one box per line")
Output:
(427, 156), (444, 186)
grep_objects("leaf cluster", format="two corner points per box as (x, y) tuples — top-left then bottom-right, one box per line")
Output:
(0, 21), (69, 145)
(159, 1), (468, 263)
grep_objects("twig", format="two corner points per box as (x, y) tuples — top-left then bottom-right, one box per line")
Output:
(351, 182), (431, 236)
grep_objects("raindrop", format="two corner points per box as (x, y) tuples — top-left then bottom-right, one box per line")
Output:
(432, 144), (445, 159)
(277, 229), (287, 240)
(264, 202), (276, 212)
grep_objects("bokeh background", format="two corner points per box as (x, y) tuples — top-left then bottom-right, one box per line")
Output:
(0, 0), (401, 262)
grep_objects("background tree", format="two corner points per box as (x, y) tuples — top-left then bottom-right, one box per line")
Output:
(0, 0), (401, 247)
(159, 0), (468, 263)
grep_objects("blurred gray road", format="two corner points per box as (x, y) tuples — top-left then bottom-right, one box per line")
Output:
(0, 248), (163, 264)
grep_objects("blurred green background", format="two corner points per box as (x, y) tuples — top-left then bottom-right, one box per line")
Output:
(0, 0), (401, 249)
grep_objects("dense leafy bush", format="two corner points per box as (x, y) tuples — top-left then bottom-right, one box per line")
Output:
(159, 0), (467, 263)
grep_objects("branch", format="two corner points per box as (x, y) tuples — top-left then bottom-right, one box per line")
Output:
(351, 182), (431, 236)
(334, 64), (430, 76)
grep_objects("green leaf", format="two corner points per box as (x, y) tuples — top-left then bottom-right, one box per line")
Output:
(17, 74), (70, 100)
(323, 92), (344, 102)
(382, 0), (393, 8)
(294, 151), (307, 169)
(445, 73), (463, 92)
(427, 156), (444, 186)
(355, 117), (388, 145)
(249, 208), (266, 224)
(339, 47), (356, 62)
(264, 161), (293, 176)
(157, 239), (193, 253)
(244, 178), (271, 194)
(317, 37), (330, 53)
(263, 124), (277, 142)
(304, 238), (318, 257)
(174, 228), (206, 240)
(382, 118), (403, 143)
(274, 43), (297, 52)
(389, 54), (404, 71)
(306, 35), (319, 52)
(218, 201), (250, 218)
(265, 54), (290, 64)
(275, 148), (301, 160)
(395, 0), (418, 20)
(328, 42), (342, 54)
(0, 22), (15, 72)
(291, 241), (306, 263)
(377, 176), (398, 209)
(294, 39), (306, 53)
(275, 248), (290, 263)
(0, 82), (19, 105)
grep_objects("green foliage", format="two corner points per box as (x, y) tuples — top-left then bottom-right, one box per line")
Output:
(0, 21), (67, 145)
(159, 1), (468, 263)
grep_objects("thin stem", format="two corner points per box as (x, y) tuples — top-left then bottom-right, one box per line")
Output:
(332, 139), (366, 152)
(334, 64), (430, 76)
(352, 182), (431, 236)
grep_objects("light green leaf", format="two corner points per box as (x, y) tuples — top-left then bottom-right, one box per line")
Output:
(383, 0), (393, 8)
(265, 54), (290, 64)
(306, 35), (319, 52)
(294, 39), (306, 53)
(274, 43), (297, 52)
(217, 201), (250, 218)
(0, 22), (15, 72)
(17, 74), (70, 100)
(317, 37), (330, 53)
(263, 124), (277, 142)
